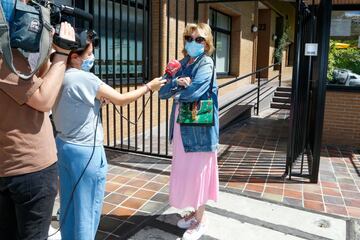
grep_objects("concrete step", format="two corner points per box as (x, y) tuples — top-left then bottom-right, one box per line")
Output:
(271, 102), (291, 110)
(272, 96), (291, 104)
(274, 91), (291, 98)
(218, 85), (276, 130)
(129, 191), (349, 240)
(218, 85), (257, 131)
(277, 87), (292, 92)
(219, 104), (252, 130)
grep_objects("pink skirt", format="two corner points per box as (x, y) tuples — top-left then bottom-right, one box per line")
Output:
(169, 106), (219, 210)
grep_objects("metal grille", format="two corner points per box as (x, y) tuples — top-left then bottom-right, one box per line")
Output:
(286, 0), (332, 183)
(86, 0), (193, 157)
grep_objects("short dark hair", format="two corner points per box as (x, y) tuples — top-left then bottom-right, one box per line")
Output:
(66, 43), (92, 66)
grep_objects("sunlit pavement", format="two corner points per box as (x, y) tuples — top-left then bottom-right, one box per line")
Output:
(49, 109), (360, 239)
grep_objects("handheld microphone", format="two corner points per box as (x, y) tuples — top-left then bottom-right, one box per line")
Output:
(163, 60), (182, 80)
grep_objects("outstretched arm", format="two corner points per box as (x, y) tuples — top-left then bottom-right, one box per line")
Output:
(96, 77), (166, 106)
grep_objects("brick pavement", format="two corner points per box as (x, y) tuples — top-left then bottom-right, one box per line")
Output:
(51, 108), (360, 239)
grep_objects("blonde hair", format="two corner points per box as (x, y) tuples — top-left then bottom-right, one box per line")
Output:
(182, 23), (215, 56)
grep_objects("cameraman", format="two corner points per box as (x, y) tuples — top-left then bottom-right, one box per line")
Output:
(0, 1), (76, 238)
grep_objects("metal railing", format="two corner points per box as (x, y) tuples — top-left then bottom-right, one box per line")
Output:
(218, 63), (282, 115)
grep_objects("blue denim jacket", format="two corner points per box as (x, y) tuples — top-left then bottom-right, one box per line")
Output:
(159, 54), (219, 152)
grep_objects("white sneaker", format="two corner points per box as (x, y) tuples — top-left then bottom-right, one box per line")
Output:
(48, 225), (61, 240)
(182, 221), (206, 240)
(177, 216), (197, 229)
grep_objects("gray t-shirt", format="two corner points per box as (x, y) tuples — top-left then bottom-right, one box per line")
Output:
(53, 68), (104, 146)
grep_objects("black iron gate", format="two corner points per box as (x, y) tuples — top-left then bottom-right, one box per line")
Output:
(75, 0), (332, 181)
(77, 0), (194, 158)
(90, 0), (154, 155)
(286, 0), (332, 183)
(85, 0), (270, 158)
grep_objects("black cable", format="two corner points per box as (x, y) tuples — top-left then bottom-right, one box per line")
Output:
(49, 93), (152, 237)
(114, 93), (152, 125)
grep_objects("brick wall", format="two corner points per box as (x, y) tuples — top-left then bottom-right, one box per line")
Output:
(151, 1), (259, 85)
(323, 91), (360, 147)
(198, 2), (257, 84)
(152, 1), (293, 82)
(151, 0), (195, 78)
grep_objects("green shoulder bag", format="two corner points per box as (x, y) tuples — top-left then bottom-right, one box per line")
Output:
(177, 58), (215, 126)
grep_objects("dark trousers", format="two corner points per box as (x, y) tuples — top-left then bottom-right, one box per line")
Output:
(0, 163), (58, 240)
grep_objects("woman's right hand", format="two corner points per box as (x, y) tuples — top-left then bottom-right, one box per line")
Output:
(52, 22), (75, 55)
(148, 77), (167, 92)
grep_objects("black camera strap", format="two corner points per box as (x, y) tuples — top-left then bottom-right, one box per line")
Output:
(0, 2), (53, 80)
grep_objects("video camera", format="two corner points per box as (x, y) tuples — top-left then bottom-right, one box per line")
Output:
(0, 0), (98, 80)
(11, 0), (95, 51)
(36, 0), (96, 50)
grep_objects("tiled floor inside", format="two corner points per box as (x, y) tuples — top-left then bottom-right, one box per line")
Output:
(52, 109), (360, 239)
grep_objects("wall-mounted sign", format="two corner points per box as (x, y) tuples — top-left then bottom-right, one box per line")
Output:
(305, 43), (318, 56)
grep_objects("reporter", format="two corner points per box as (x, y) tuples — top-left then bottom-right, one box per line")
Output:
(0, 15), (75, 240)
(52, 39), (165, 240)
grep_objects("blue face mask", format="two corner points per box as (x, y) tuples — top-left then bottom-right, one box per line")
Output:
(185, 41), (205, 58)
(1, 0), (15, 23)
(81, 54), (95, 72)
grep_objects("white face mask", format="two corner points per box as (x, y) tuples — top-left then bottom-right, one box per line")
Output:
(185, 41), (205, 58)
(81, 54), (95, 72)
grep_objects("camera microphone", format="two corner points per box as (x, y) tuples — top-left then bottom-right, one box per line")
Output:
(59, 5), (93, 21)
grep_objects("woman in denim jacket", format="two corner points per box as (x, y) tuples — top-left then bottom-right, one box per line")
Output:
(159, 23), (219, 240)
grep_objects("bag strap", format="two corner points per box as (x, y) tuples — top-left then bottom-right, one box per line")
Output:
(207, 57), (215, 97)
(0, 2), (53, 80)
(183, 54), (215, 98)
